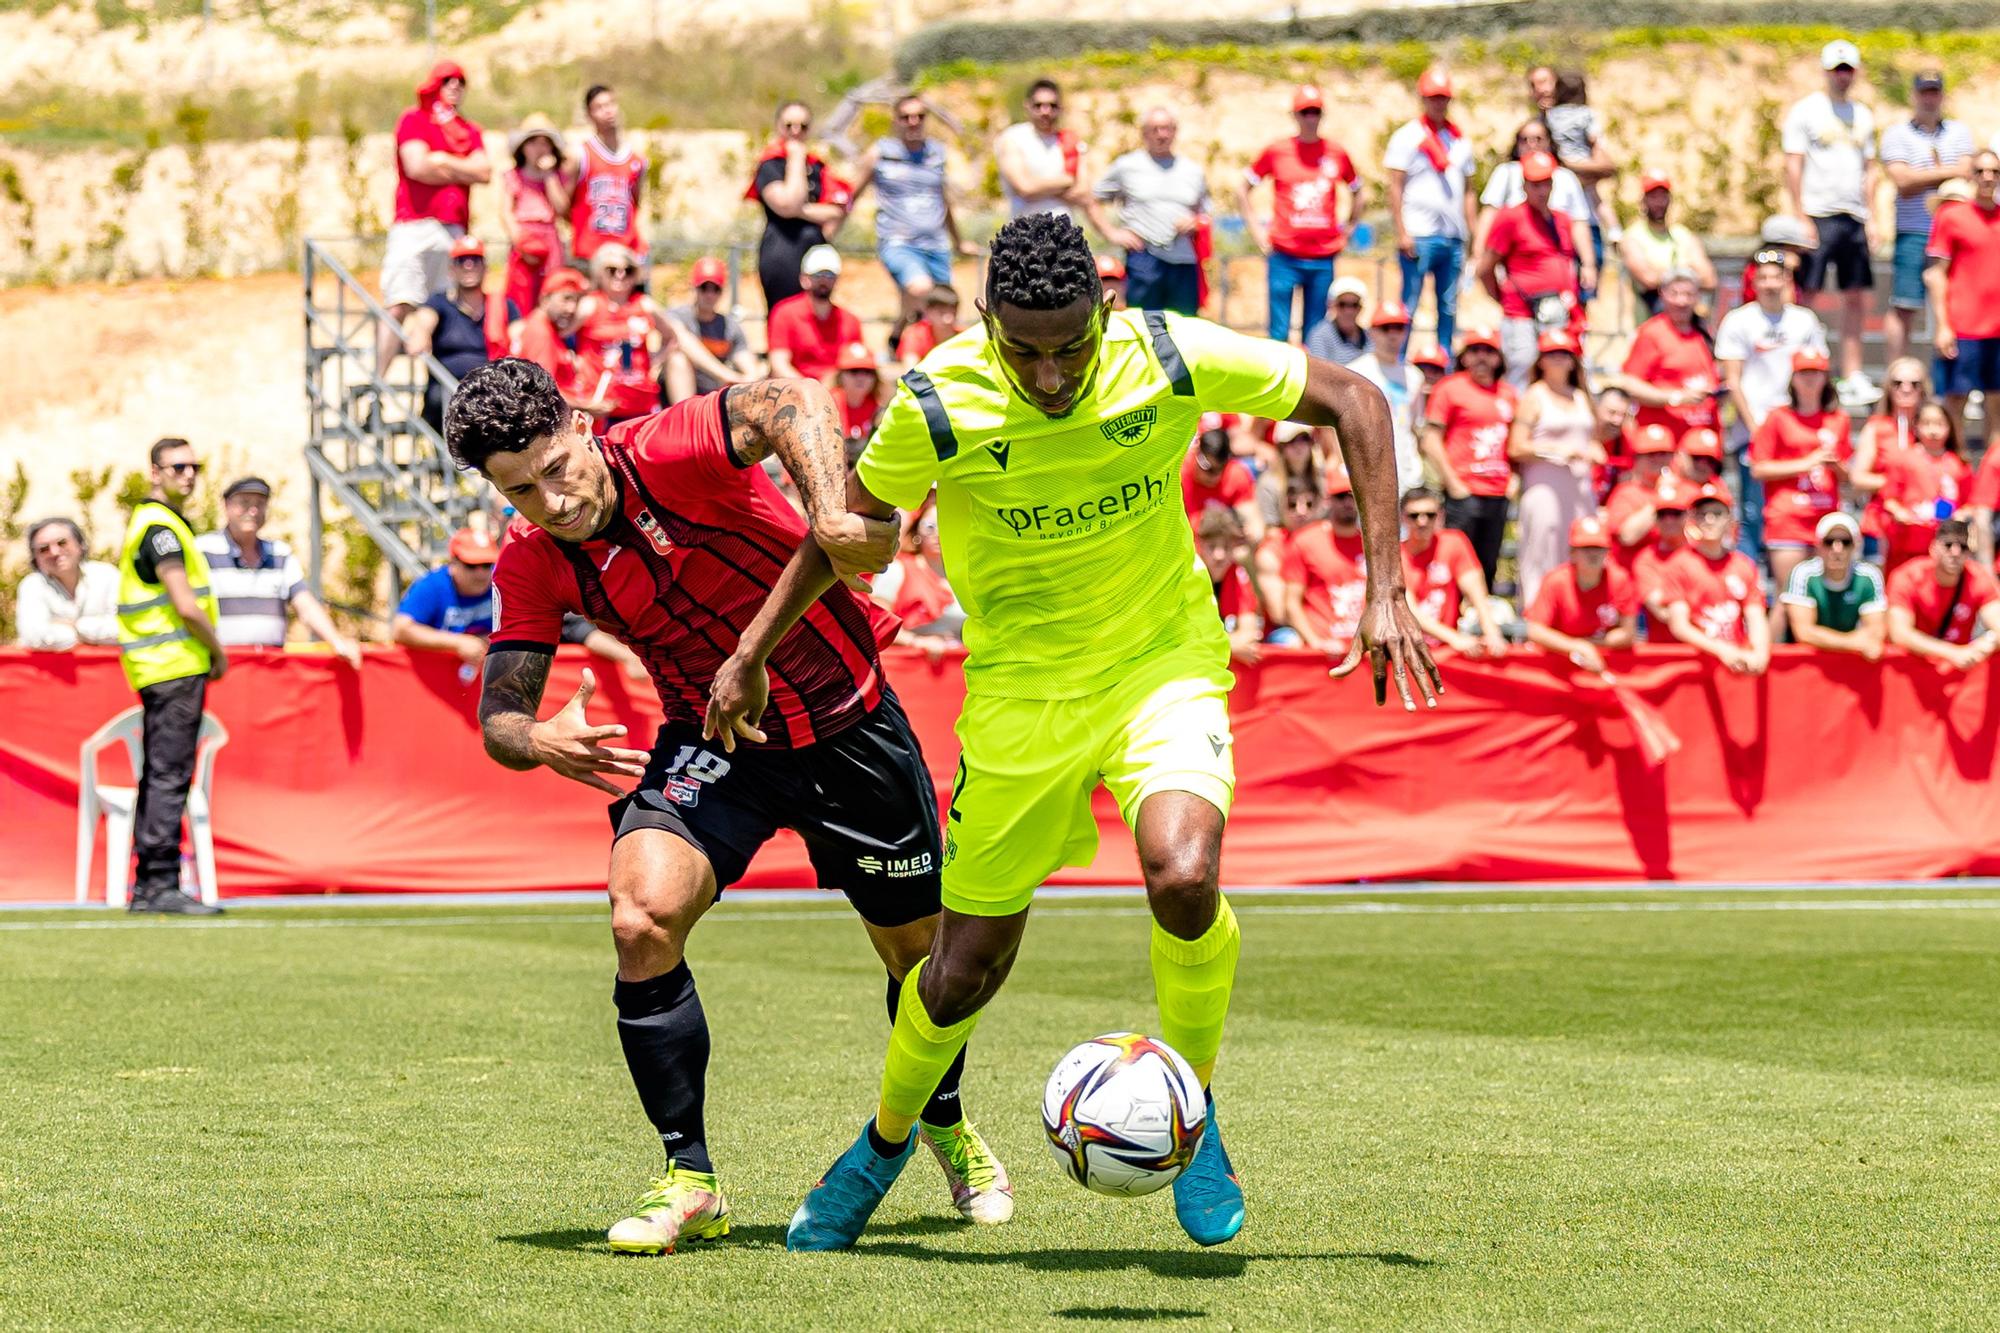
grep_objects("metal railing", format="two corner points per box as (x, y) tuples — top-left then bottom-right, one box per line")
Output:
(302, 238), (483, 597)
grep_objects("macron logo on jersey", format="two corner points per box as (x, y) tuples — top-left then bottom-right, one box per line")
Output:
(987, 440), (1012, 471)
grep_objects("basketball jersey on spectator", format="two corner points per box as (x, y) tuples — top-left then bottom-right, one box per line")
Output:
(576, 292), (660, 420)
(570, 137), (647, 260)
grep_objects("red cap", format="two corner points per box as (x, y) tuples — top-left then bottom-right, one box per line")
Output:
(1411, 344), (1449, 370)
(1520, 150), (1558, 184)
(1679, 427), (1724, 460)
(1653, 473), (1693, 510)
(541, 267), (589, 296)
(1536, 329), (1582, 357)
(449, 235), (486, 260)
(689, 256), (727, 288)
(1458, 327), (1502, 354)
(1325, 466), (1354, 496)
(1691, 481), (1733, 511)
(1792, 349), (1832, 373)
(1292, 84), (1325, 112)
(448, 528), (499, 565)
(1634, 423), (1679, 455)
(1640, 168), (1674, 194)
(1370, 299), (1413, 329)
(1095, 253), (1126, 281)
(1568, 515), (1611, 549)
(834, 341), (878, 373)
(1417, 67), (1453, 98)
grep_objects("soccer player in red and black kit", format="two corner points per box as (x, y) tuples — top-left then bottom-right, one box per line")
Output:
(443, 359), (1012, 1254)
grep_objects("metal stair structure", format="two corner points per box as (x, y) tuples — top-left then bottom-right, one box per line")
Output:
(301, 237), (484, 596)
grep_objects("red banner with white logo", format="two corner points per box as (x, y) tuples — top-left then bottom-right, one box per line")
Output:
(4, 645), (1997, 900)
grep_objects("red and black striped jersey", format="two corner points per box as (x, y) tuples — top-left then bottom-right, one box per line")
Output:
(491, 393), (895, 748)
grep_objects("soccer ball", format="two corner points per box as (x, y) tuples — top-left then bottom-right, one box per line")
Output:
(1042, 1032), (1207, 1197)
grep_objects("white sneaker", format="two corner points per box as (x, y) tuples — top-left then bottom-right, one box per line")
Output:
(1836, 374), (1882, 408)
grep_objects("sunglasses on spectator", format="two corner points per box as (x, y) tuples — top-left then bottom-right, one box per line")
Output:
(1939, 539), (1969, 552)
(603, 266), (634, 277)
(1298, 109), (1323, 117)
(1890, 378), (1924, 389)
(1821, 535), (1854, 548)
(899, 111), (928, 123)
(1335, 299), (1362, 308)
(162, 462), (203, 475)
(1976, 168), (2000, 178)
(696, 281), (723, 293)
(1404, 509), (1440, 522)
(1030, 99), (1060, 111)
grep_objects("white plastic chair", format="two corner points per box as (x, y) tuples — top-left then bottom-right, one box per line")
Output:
(75, 706), (230, 908)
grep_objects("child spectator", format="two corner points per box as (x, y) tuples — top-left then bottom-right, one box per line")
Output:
(895, 284), (961, 365)
(1542, 71), (1621, 277)
(1852, 356), (1928, 558)
(1195, 507), (1265, 664)
(1781, 512), (1886, 658)
(1633, 474), (1695, 637)
(1524, 515), (1639, 671)
(832, 342), (884, 459)
(870, 511), (964, 652)
(1181, 414), (1263, 543)
(1749, 349), (1851, 594)
(1280, 468), (1368, 655)
(1604, 423), (1677, 567)
(1874, 400), (1968, 574)
(1662, 488), (1770, 674)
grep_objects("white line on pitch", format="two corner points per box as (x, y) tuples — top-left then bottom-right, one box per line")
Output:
(6, 897), (2000, 933)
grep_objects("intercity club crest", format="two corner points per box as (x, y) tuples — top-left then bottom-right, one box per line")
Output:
(1100, 407), (1157, 448)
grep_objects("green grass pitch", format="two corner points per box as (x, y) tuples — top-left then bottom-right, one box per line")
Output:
(4, 888), (1998, 1330)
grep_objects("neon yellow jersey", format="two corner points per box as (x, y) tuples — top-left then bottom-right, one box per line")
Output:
(857, 309), (1308, 699)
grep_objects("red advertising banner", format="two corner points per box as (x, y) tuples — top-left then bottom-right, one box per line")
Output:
(4, 645), (1997, 901)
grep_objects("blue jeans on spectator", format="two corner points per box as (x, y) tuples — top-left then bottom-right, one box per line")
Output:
(1266, 250), (1334, 342)
(878, 241), (953, 291)
(1126, 249), (1201, 315)
(1729, 431), (1766, 565)
(1399, 234), (1463, 354)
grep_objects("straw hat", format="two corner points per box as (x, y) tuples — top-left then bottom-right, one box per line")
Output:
(509, 113), (567, 167)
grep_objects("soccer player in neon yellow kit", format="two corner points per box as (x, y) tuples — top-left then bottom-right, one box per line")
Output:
(703, 213), (1439, 1250)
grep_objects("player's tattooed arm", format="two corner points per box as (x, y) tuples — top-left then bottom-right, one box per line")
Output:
(481, 650), (650, 795)
(725, 378), (898, 586)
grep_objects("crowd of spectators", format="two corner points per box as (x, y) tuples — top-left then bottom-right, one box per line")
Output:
(19, 40), (2000, 688)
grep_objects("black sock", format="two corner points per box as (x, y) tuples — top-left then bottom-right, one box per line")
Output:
(613, 963), (713, 1174)
(886, 971), (968, 1130)
(866, 1118), (907, 1158)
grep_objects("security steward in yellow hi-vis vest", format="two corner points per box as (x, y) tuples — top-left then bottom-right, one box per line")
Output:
(115, 438), (227, 915)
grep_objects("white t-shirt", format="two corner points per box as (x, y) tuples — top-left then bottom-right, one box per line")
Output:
(1713, 301), (1829, 425)
(1479, 162), (1592, 224)
(1348, 352), (1426, 491)
(997, 121), (1080, 219)
(1382, 119), (1476, 241)
(1781, 92), (1877, 220)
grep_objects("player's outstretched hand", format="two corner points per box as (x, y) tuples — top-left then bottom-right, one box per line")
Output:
(813, 512), (901, 590)
(530, 668), (651, 796)
(703, 652), (770, 753)
(1329, 591), (1443, 712)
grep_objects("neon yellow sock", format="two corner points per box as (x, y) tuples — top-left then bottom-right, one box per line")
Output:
(1150, 895), (1240, 1087)
(876, 958), (980, 1142)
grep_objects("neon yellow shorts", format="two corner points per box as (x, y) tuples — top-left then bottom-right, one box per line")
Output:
(940, 646), (1236, 917)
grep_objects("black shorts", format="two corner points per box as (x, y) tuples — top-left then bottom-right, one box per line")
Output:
(1798, 214), (1873, 295)
(608, 687), (942, 928)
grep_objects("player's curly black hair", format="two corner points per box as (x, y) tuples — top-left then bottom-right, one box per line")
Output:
(444, 359), (570, 473)
(984, 211), (1100, 313)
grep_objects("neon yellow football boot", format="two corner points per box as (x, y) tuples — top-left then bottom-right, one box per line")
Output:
(921, 1119), (1014, 1225)
(607, 1162), (732, 1255)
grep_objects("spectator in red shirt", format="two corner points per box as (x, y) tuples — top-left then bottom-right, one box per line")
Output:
(1280, 468), (1368, 654)
(832, 342), (883, 459)
(1524, 515), (1639, 671)
(1196, 507), (1265, 663)
(1590, 383), (1635, 496)
(1925, 150), (2000, 442)
(1633, 474), (1694, 635)
(572, 242), (693, 425)
(569, 84), (648, 268)
(1240, 84), (1361, 342)
(1676, 427), (1724, 486)
(1851, 355), (1927, 555)
(1181, 414), (1263, 542)
(500, 114), (573, 317)
(1964, 426), (2000, 565)
(1604, 422), (1677, 564)
(894, 284), (960, 366)
(870, 511), (964, 654)
(1750, 348), (1851, 593)
(1662, 487), (1770, 674)
(767, 244), (861, 383)
(1874, 400), (1969, 572)
(1422, 329), (1518, 586)
(1476, 151), (1594, 389)
(1096, 252), (1127, 310)
(1619, 270), (1718, 438)
(1255, 471), (1323, 642)
(379, 60), (491, 375)
(1888, 518), (2000, 669)
(508, 267), (600, 412)
(1400, 487), (1505, 656)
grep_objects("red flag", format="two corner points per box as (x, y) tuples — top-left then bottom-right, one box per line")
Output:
(1598, 670), (1681, 767)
